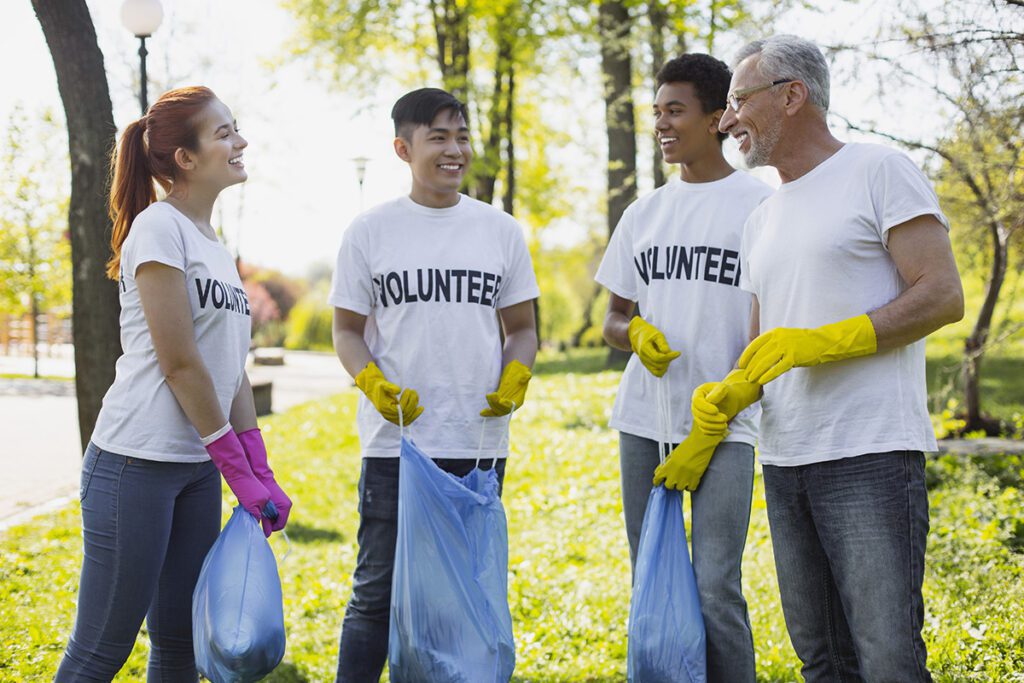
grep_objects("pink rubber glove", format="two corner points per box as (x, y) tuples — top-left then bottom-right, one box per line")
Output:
(204, 429), (273, 537)
(237, 428), (292, 533)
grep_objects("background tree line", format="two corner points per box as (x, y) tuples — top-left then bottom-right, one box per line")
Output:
(20, 0), (1023, 448)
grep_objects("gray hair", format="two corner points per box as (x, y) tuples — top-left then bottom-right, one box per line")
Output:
(735, 35), (830, 112)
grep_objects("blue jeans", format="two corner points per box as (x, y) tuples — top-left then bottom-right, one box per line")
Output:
(619, 432), (756, 683)
(336, 456), (507, 683)
(762, 451), (932, 682)
(55, 443), (222, 682)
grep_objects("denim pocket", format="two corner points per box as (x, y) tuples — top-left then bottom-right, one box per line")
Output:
(79, 444), (101, 501)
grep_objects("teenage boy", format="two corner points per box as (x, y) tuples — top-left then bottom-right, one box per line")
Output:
(328, 87), (540, 683)
(595, 54), (771, 683)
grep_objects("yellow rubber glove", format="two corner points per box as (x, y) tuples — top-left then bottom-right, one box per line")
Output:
(481, 359), (532, 417)
(354, 361), (424, 425)
(691, 368), (762, 437)
(740, 314), (877, 385)
(627, 317), (681, 377)
(653, 429), (724, 492)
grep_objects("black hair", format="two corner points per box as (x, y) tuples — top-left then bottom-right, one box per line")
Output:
(656, 53), (731, 141)
(391, 88), (470, 138)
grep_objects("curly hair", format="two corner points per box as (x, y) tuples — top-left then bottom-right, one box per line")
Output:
(656, 53), (732, 141)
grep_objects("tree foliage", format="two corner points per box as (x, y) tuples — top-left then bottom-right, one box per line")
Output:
(838, 0), (1024, 431)
(0, 108), (72, 322)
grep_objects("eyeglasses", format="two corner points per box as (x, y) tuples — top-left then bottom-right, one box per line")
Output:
(726, 79), (795, 111)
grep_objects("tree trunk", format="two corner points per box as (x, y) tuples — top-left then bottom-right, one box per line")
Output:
(502, 64), (515, 215)
(962, 219), (1009, 432)
(600, 0), (637, 366)
(32, 0), (121, 452)
(430, 0), (471, 101)
(571, 282), (603, 348)
(649, 0), (667, 188)
(477, 31), (513, 206)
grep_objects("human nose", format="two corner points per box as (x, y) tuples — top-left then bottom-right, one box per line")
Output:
(443, 139), (462, 157)
(719, 106), (737, 134)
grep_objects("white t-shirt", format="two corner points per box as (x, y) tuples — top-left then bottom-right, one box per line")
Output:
(329, 194), (540, 459)
(740, 143), (948, 466)
(92, 202), (252, 462)
(594, 171), (773, 444)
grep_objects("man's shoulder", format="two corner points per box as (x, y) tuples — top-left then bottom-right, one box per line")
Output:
(460, 194), (517, 218)
(361, 196), (407, 219)
(841, 142), (912, 170)
(459, 195), (526, 236)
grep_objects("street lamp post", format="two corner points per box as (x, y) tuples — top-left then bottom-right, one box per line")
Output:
(121, 0), (164, 115)
(352, 156), (370, 211)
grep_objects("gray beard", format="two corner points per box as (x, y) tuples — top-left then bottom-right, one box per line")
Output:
(742, 120), (781, 168)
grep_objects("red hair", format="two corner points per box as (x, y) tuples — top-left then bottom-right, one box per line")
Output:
(107, 86), (218, 280)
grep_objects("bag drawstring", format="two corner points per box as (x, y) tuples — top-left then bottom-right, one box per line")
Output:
(477, 402), (515, 470)
(656, 375), (673, 465)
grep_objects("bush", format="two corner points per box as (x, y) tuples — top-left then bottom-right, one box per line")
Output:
(284, 297), (333, 351)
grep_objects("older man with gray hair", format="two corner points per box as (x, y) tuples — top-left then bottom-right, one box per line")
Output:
(690, 35), (964, 681)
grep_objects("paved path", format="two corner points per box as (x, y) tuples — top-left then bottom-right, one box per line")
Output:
(0, 349), (349, 527)
(3, 346), (1022, 527)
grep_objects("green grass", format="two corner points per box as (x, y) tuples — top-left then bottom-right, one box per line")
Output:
(2, 372), (1024, 681)
(0, 373), (72, 381)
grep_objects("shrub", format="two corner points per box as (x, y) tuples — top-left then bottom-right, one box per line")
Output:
(284, 296), (333, 351)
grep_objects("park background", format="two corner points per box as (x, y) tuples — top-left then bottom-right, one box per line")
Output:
(1, 0), (1022, 680)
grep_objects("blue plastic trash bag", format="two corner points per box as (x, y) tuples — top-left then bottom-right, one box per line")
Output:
(388, 436), (515, 683)
(192, 506), (286, 683)
(627, 485), (707, 683)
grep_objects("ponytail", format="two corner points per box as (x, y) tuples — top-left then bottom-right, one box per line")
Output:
(107, 118), (156, 280)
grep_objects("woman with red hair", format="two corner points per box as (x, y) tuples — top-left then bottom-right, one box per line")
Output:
(55, 86), (291, 681)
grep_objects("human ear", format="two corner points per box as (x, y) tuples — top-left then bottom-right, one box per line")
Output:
(784, 82), (810, 116)
(708, 109), (724, 136)
(173, 147), (195, 172)
(393, 136), (412, 163)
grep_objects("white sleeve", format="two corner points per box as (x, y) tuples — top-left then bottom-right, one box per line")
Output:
(594, 207), (637, 301)
(496, 218), (540, 309)
(124, 209), (187, 277)
(871, 152), (949, 247)
(328, 219), (374, 315)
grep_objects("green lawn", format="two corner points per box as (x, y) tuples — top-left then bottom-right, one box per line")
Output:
(2, 368), (1024, 681)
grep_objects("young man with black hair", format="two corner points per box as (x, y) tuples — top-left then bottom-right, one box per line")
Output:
(595, 53), (771, 682)
(329, 87), (539, 682)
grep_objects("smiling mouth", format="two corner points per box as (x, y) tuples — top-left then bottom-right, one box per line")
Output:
(438, 163), (463, 172)
(659, 136), (679, 147)
(228, 154), (244, 166)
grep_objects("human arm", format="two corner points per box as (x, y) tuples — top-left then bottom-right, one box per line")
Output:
(137, 261), (229, 437)
(232, 373), (292, 532)
(229, 371), (259, 433)
(867, 215), (964, 349)
(136, 262), (270, 528)
(332, 307), (422, 424)
(481, 300), (538, 416)
(740, 215), (964, 384)
(601, 293), (680, 376)
(602, 293), (635, 352)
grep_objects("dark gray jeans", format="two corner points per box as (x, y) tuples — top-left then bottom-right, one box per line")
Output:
(335, 456), (507, 683)
(763, 451), (932, 682)
(55, 442), (222, 682)
(619, 431), (756, 683)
